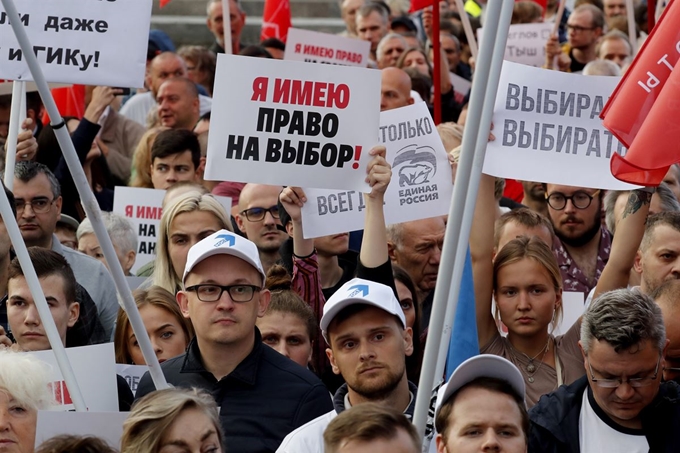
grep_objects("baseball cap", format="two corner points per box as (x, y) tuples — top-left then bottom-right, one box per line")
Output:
(435, 355), (526, 417)
(320, 278), (406, 343)
(182, 229), (266, 285)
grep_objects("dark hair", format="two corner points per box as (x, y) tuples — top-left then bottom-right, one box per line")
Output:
(403, 67), (432, 103)
(2, 182), (16, 219)
(35, 435), (117, 453)
(261, 37), (286, 51)
(640, 212), (680, 252)
(239, 45), (273, 58)
(393, 264), (423, 384)
(264, 265), (317, 342)
(9, 247), (76, 303)
(0, 94), (10, 110)
(435, 377), (529, 441)
(150, 129), (201, 170)
(14, 161), (61, 198)
(26, 91), (42, 118)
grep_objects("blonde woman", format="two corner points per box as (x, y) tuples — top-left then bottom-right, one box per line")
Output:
(121, 388), (223, 453)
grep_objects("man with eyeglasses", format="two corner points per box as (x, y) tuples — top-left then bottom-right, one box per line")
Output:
(529, 288), (680, 452)
(544, 183), (609, 295)
(235, 183), (288, 273)
(135, 229), (332, 452)
(545, 4), (604, 73)
(12, 162), (119, 338)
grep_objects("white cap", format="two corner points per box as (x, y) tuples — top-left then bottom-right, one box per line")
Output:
(320, 278), (405, 343)
(435, 355), (526, 417)
(182, 230), (266, 285)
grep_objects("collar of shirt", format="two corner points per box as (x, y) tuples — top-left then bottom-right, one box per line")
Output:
(553, 227), (611, 292)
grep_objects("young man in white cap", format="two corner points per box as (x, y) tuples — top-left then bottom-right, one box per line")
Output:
(434, 355), (529, 453)
(135, 229), (332, 453)
(277, 277), (415, 453)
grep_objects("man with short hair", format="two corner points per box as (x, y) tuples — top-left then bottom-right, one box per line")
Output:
(135, 230), (332, 452)
(494, 207), (554, 254)
(149, 129), (203, 190)
(529, 288), (680, 451)
(323, 403), (421, 453)
(439, 33), (471, 80)
(120, 52), (211, 127)
(605, 184), (680, 236)
(545, 184), (610, 294)
(380, 67), (414, 112)
(376, 33), (407, 69)
(545, 4), (604, 73)
(339, 0), (365, 38)
(206, 0), (246, 55)
(435, 355), (529, 453)
(664, 165), (680, 202)
(520, 181), (548, 218)
(603, 0), (626, 19)
(277, 278), (416, 452)
(596, 30), (632, 68)
(634, 212), (680, 295)
(235, 184), (288, 273)
(650, 280), (680, 383)
(156, 78), (201, 130)
(13, 162), (119, 337)
(356, 3), (389, 61)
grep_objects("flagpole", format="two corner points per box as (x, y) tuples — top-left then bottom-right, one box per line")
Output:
(432, 0), (442, 124)
(454, 0), (478, 60)
(0, 0), (169, 392)
(222, 0), (233, 54)
(3, 81), (24, 189)
(551, 0), (567, 69)
(412, 0), (510, 438)
(625, 0), (637, 54)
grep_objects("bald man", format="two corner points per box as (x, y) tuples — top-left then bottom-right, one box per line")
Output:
(235, 184), (288, 272)
(156, 78), (201, 130)
(381, 67), (414, 112)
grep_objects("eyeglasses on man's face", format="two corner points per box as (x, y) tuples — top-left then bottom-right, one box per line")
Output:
(240, 206), (280, 222)
(185, 284), (261, 303)
(15, 197), (56, 214)
(567, 24), (596, 33)
(587, 355), (661, 389)
(545, 190), (600, 210)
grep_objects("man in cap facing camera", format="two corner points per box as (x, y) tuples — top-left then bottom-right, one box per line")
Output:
(434, 355), (528, 453)
(277, 277), (416, 453)
(135, 229), (332, 453)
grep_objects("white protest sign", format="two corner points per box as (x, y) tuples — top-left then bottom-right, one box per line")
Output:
(450, 72), (471, 105)
(483, 61), (637, 190)
(552, 292), (585, 337)
(284, 28), (370, 67)
(36, 411), (128, 448)
(300, 103), (452, 238)
(116, 364), (149, 396)
(29, 343), (118, 412)
(478, 22), (553, 68)
(0, 0), (152, 87)
(205, 55), (380, 191)
(113, 187), (232, 274)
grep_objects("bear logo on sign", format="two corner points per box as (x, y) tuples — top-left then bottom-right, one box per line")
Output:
(392, 144), (437, 187)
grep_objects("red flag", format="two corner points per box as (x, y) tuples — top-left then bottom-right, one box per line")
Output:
(410, 0), (434, 13)
(159, 0), (171, 8)
(601, 0), (680, 185)
(261, 0), (291, 42)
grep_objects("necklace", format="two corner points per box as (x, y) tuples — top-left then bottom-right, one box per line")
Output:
(510, 338), (550, 383)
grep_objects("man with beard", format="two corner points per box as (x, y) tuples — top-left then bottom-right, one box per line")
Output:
(545, 4), (604, 73)
(545, 184), (609, 294)
(520, 181), (548, 218)
(277, 278), (416, 453)
(235, 184), (288, 273)
(634, 212), (680, 295)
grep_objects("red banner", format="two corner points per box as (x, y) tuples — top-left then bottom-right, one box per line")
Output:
(601, 0), (680, 185)
(261, 0), (292, 42)
(159, 0), (171, 8)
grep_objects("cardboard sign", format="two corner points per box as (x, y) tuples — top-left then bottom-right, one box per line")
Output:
(205, 55), (381, 191)
(112, 187), (232, 274)
(478, 22), (553, 68)
(284, 28), (370, 67)
(29, 343), (118, 412)
(115, 364), (149, 396)
(36, 411), (128, 448)
(300, 103), (452, 238)
(483, 62), (637, 190)
(0, 0), (152, 87)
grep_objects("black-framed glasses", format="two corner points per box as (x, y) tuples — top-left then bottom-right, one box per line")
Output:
(545, 190), (600, 210)
(240, 206), (280, 222)
(185, 284), (261, 302)
(567, 24), (596, 32)
(15, 197), (56, 214)
(587, 355), (661, 389)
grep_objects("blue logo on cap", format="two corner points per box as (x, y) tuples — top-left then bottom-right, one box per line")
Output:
(347, 284), (369, 298)
(214, 234), (235, 248)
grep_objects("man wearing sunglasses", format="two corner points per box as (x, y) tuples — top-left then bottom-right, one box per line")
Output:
(235, 183), (288, 273)
(529, 288), (680, 452)
(544, 183), (609, 295)
(135, 229), (332, 452)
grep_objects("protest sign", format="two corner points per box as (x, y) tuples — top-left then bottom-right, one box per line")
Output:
(478, 22), (553, 68)
(450, 72), (471, 105)
(0, 0), (152, 87)
(284, 28), (370, 67)
(113, 187), (232, 274)
(483, 61), (637, 190)
(36, 411), (128, 448)
(300, 103), (452, 238)
(116, 364), (149, 396)
(29, 343), (118, 412)
(205, 55), (381, 191)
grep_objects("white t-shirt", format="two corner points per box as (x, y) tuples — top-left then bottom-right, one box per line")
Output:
(579, 388), (648, 453)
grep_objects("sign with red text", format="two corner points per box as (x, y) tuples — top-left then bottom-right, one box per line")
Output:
(284, 28), (370, 67)
(0, 0), (152, 87)
(36, 412), (128, 448)
(29, 343), (118, 412)
(205, 55), (380, 191)
(113, 187), (232, 274)
(478, 22), (553, 68)
(483, 62), (637, 190)
(300, 103), (452, 238)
